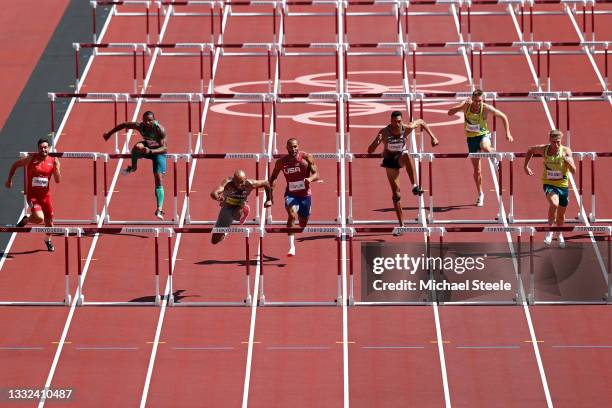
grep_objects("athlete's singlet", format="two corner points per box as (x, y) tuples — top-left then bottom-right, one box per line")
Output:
(464, 102), (490, 137)
(541, 145), (569, 188)
(282, 151), (311, 198)
(27, 155), (55, 196)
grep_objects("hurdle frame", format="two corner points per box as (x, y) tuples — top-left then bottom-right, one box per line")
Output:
(75, 227), (163, 306)
(0, 227), (72, 306)
(168, 227), (254, 306)
(20, 152), (100, 225)
(526, 225), (612, 305)
(258, 226), (343, 306)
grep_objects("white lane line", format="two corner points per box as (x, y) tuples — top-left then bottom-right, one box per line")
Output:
(138, 6), (232, 408)
(38, 6), (175, 408)
(0, 347), (44, 350)
(406, 8), (452, 408)
(337, 3), (350, 408)
(240, 11), (284, 408)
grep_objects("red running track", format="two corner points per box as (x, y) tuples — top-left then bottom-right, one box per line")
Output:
(0, 2), (611, 407)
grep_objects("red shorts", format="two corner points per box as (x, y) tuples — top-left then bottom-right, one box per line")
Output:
(27, 193), (53, 220)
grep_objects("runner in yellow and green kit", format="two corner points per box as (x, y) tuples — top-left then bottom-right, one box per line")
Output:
(447, 89), (513, 207)
(524, 130), (576, 248)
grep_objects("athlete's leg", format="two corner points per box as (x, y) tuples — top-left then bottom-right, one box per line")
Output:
(544, 191), (560, 245)
(399, 154), (423, 195)
(385, 168), (403, 226)
(152, 155), (166, 219)
(127, 142), (147, 172)
(285, 195), (299, 256)
(470, 158), (484, 207)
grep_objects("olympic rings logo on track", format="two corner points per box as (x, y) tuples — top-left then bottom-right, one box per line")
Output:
(210, 71), (469, 128)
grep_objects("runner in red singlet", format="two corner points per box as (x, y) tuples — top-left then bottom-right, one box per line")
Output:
(5, 138), (61, 251)
(269, 138), (320, 256)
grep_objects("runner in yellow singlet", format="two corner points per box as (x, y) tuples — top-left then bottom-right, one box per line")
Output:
(447, 89), (513, 207)
(524, 130), (576, 248)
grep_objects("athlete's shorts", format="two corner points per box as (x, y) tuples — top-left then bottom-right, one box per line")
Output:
(285, 194), (312, 218)
(466, 133), (491, 153)
(27, 194), (53, 220)
(149, 153), (166, 175)
(381, 155), (402, 169)
(214, 205), (241, 228)
(543, 184), (569, 207)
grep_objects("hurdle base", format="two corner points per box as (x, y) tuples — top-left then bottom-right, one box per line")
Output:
(105, 220), (178, 225)
(77, 294), (84, 306)
(259, 299), (339, 307)
(530, 300), (610, 305)
(437, 300), (521, 306)
(430, 219), (502, 225)
(268, 220), (339, 225)
(53, 219), (98, 225)
(79, 301), (161, 306)
(352, 301), (434, 306)
(350, 220), (420, 225)
(509, 218), (583, 224)
(0, 300), (71, 306)
(171, 299), (251, 307)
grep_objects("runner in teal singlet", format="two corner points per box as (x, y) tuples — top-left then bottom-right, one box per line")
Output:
(103, 111), (168, 219)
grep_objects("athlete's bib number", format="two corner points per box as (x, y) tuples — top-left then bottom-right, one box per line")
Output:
(31, 177), (48, 188)
(466, 123), (481, 133)
(546, 170), (563, 180)
(289, 180), (306, 192)
(387, 142), (404, 152)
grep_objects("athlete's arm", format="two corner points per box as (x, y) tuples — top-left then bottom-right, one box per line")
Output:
(484, 104), (513, 142)
(53, 158), (61, 183)
(267, 160), (283, 205)
(249, 179), (273, 207)
(102, 122), (140, 141)
(210, 177), (230, 202)
(447, 98), (469, 116)
(562, 147), (577, 174)
(147, 124), (168, 155)
(523, 145), (546, 176)
(409, 119), (439, 147)
(4, 157), (29, 188)
(304, 154), (321, 184)
(367, 131), (383, 154)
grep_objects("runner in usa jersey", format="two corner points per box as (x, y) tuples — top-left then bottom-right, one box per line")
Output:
(5, 138), (61, 251)
(367, 111), (438, 235)
(269, 138), (320, 256)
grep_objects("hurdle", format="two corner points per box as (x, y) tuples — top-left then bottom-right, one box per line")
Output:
(266, 152), (343, 225)
(100, 153), (180, 224)
(348, 226), (436, 306)
(0, 227), (72, 306)
(19, 152), (100, 225)
(184, 153), (264, 225)
(48, 91), (268, 156)
(168, 227), (253, 306)
(507, 151), (603, 224)
(589, 152), (612, 222)
(258, 226), (343, 306)
(75, 227), (164, 306)
(525, 225), (612, 305)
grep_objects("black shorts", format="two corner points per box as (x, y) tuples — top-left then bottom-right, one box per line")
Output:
(381, 156), (401, 169)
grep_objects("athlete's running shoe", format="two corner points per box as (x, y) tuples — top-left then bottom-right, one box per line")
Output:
(476, 192), (484, 207)
(16, 216), (28, 227)
(558, 233), (565, 248)
(155, 209), (165, 220)
(412, 185), (424, 196)
(543, 232), (553, 246)
(44, 240), (55, 252)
